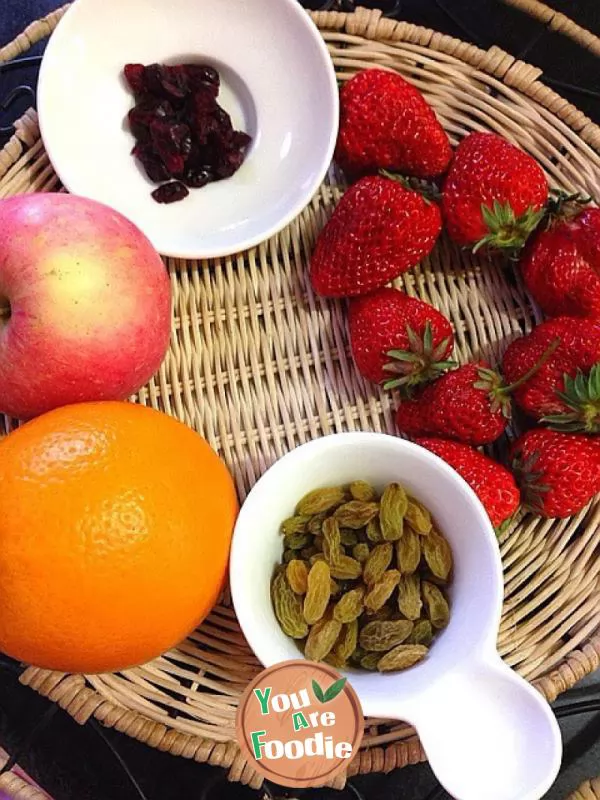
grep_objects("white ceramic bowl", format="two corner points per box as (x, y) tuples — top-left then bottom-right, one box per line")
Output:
(37, 0), (338, 258)
(230, 433), (562, 800)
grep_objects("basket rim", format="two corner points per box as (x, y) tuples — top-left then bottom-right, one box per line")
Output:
(0, 3), (600, 794)
(308, 5), (600, 153)
(500, 0), (600, 59)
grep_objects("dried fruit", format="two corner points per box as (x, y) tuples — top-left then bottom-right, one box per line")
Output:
(308, 513), (327, 535)
(333, 619), (359, 663)
(410, 619), (433, 646)
(304, 617), (342, 661)
(359, 619), (414, 651)
(281, 515), (311, 535)
(296, 487), (346, 516)
(124, 62), (251, 203)
(380, 483), (408, 540)
(349, 480), (376, 502)
(364, 569), (401, 612)
(304, 561), (332, 625)
(271, 572), (308, 639)
(330, 555), (363, 580)
(283, 532), (311, 551)
(340, 529), (359, 547)
(377, 644), (428, 672)
(405, 498), (432, 535)
(422, 529), (453, 581)
(360, 652), (381, 670)
(366, 518), (383, 543)
(333, 588), (365, 623)
(151, 181), (189, 204)
(422, 581), (450, 629)
(272, 480), (453, 673)
(366, 605), (393, 621)
(286, 560), (309, 595)
(397, 574), (422, 620)
(363, 543), (393, 585)
(322, 517), (342, 566)
(396, 529), (421, 574)
(334, 501), (379, 529)
(352, 543), (370, 563)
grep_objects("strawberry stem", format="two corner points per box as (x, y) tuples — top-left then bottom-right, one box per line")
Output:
(473, 200), (546, 253)
(379, 170), (441, 203)
(382, 322), (456, 392)
(500, 338), (561, 394)
(545, 189), (593, 225)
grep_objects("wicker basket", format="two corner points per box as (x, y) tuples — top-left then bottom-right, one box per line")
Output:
(568, 778), (600, 800)
(1, 2), (600, 795)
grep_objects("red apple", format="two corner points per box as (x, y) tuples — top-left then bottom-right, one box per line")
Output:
(0, 193), (171, 419)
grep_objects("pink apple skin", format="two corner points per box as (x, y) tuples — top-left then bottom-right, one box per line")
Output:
(0, 193), (171, 419)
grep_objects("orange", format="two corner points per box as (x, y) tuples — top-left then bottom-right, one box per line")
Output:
(0, 401), (238, 674)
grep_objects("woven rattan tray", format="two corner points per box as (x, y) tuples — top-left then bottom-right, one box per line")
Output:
(1, 2), (600, 795)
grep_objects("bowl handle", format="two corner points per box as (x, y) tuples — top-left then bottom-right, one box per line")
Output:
(405, 654), (562, 800)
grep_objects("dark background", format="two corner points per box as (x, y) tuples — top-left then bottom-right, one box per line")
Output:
(1, 2), (600, 799)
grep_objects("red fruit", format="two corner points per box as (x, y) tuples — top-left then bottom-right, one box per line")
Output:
(511, 429), (600, 518)
(310, 176), (442, 298)
(415, 437), (520, 530)
(521, 205), (600, 321)
(442, 132), (548, 251)
(396, 362), (511, 446)
(335, 69), (452, 179)
(348, 288), (455, 389)
(502, 317), (600, 433)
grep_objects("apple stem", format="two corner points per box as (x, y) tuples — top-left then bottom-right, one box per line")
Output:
(0, 298), (11, 322)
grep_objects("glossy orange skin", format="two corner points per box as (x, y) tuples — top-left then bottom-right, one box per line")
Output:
(0, 402), (238, 674)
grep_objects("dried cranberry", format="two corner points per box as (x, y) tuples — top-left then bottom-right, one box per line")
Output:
(185, 64), (220, 96)
(151, 181), (189, 204)
(170, 124), (193, 156)
(215, 149), (244, 179)
(124, 60), (252, 203)
(142, 64), (167, 96)
(183, 168), (213, 188)
(132, 145), (172, 182)
(137, 97), (174, 119)
(163, 65), (190, 97)
(233, 131), (252, 150)
(124, 63), (145, 94)
(150, 120), (186, 175)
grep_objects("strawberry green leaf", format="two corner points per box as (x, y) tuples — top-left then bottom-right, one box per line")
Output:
(543, 365), (600, 434)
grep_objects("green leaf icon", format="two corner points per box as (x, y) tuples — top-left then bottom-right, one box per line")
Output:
(312, 679), (326, 703)
(323, 677), (347, 703)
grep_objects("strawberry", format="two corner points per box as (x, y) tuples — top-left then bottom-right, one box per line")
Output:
(310, 175), (442, 298)
(442, 132), (548, 251)
(415, 437), (520, 531)
(335, 69), (452, 179)
(396, 362), (512, 445)
(511, 429), (600, 518)
(348, 288), (455, 389)
(521, 204), (600, 321)
(502, 317), (600, 433)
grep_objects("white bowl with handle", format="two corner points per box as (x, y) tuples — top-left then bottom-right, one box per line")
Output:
(230, 432), (562, 800)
